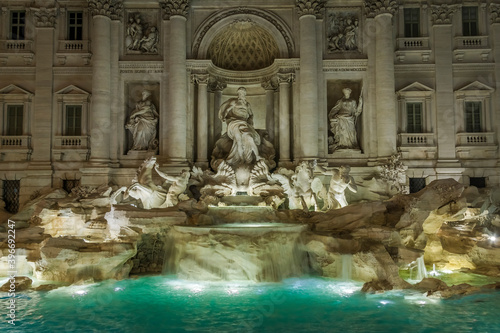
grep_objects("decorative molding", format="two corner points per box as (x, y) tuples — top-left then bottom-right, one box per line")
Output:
(430, 4), (458, 25)
(323, 59), (368, 72)
(490, 3), (500, 24)
(159, 0), (189, 20)
(261, 77), (278, 91)
(87, 0), (123, 20)
(53, 67), (93, 75)
(192, 8), (294, 58)
(208, 79), (227, 92)
(32, 7), (58, 28)
(295, 0), (326, 19)
(277, 72), (295, 84)
(364, 0), (398, 18)
(191, 73), (209, 85)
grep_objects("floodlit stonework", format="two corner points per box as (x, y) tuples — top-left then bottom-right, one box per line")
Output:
(0, 0), (499, 210)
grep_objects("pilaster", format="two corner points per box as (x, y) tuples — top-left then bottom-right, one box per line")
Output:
(277, 72), (295, 165)
(261, 77), (278, 143)
(192, 73), (209, 166)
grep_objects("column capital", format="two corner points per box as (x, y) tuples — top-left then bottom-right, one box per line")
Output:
(490, 3), (500, 24)
(277, 72), (296, 84)
(87, 0), (123, 20)
(430, 4), (458, 26)
(160, 0), (190, 20)
(208, 78), (226, 92)
(31, 7), (58, 28)
(191, 73), (209, 85)
(364, 0), (398, 19)
(262, 77), (278, 91)
(295, 0), (326, 19)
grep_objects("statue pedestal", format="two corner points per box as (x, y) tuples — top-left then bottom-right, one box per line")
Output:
(126, 150), (156, 160)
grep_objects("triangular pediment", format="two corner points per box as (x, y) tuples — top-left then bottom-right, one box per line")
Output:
(0, 84), (33, 96)
(457, 81), (494, 92)
(55, 85), (90, 96)
(397, 82), (434, 93)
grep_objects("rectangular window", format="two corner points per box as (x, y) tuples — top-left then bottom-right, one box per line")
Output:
(406, 102), (423, 133)
(10, 11), (25, 40)
(465, 101), (482, 132)
(409, 178), (426, 193)
(6, 105), (23, 136)
(462, 6), (478, 36)
(65, 105), (82, 136)
(68, 12), (83, 40)
(404, 8), (420, 38)
(3, 180), (20, 213)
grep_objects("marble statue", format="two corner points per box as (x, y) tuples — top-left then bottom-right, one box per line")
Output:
(328, 87), (363, 151)
(327, 13), (359, 52)
(316, 165), (357, 210)
(140, 27), (159, 53)
(154, 165), (190, 207)
(128, 17), (144, 51)
(125, 90), (159, 151)
(218, 87), (261, 166)
(271, 161), (322, 211)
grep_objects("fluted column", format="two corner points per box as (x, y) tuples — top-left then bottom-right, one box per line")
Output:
(431, 4), (458, 162)
(87, 0), (122, 165)
(490, 4), (500, 167)
(161, 0), (189, 164)
(278, 73), (295, 164)
(193, 73), (209, 165)
(262, 78), (278, 142)
(365, 0), (398, 158)
(296, 0), (325, 160)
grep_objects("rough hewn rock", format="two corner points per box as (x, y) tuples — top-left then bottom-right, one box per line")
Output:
(0, 276), (32, 291)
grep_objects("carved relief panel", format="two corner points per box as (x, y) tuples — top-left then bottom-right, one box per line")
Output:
(125, 11), (160, 54)
(326, 8), (360, 53)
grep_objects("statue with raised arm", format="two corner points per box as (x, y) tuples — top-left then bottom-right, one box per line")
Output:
(126, 89), (159, 151)
(328, 87), (363, 150)
(154, 164), (190, 207)
(316, 165), (357, 210)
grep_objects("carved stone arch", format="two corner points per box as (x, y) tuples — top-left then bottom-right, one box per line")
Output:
(193, 7), (295, 61)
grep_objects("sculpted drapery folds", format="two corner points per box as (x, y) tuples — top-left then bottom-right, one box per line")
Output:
(87, 0), (123, 20)
(125, 90), (159, 151)
(328, 87), (363, 150)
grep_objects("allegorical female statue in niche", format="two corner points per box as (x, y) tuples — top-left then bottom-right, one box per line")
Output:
(328, 87), (363, 151)
(125, 89), (159, 151)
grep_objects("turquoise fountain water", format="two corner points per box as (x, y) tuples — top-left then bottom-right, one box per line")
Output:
(2, 275), (500, 333)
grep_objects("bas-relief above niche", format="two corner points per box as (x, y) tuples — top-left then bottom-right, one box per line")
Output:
(326, 8), (360, 54)
(125, 83), (160, 154)
(125, 11), (160, 54)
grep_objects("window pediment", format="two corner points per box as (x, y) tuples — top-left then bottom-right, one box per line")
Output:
(0, 84), (33, 101)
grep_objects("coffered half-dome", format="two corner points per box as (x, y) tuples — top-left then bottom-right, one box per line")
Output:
(206, 19), (280, 71)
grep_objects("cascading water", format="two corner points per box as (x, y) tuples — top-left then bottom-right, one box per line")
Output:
(163, 222), (308, 282)
(409, 256), (428, 281)
(340, 254), (353, 281)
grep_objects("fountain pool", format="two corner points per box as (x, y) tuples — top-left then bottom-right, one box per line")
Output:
(2, 275), (500, 333)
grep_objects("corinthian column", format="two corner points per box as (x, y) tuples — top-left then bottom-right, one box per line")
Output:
(262, 78), (278, 142)
(296, 0), (325, 160)
(431, 4), (458, 163)
(365, 0), (398, 158)
(277, 72), (295, 164)
(490, 4), (500, 167)
(87, 0), (122, 166)
(192, 73), (209, 165)
(161, 0), (189, 165)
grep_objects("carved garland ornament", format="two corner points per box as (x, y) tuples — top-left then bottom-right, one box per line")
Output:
(87, 0), (123, 20)
(160, 0), (190, 20)
(364, 0), (398, 18)
(32, 7), (58, 28)
(490, 3), (500, 24)
(430, 4), (458, 25)
(295, 0), (326, 18)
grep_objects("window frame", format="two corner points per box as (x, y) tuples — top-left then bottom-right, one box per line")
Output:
(397, 83), (434, 135)
(64, 105), (83, 136)
(55, 85), (90, 137)
(67, 11), (83, 41)
(464, 101), (482, 133)
(406, 102), (423, 133)
(454, 82), (494, 134)
(6, 105), (24, 136)
(462, 6), (479, 37)
(404, 8), (420, 38)
(10, 10), (26, 40)
(0, 85), (32, 137)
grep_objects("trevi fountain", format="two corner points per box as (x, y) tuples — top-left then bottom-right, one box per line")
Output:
(1, 86), (500, 332)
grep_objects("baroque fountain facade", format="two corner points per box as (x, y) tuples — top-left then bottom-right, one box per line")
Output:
(0, 0), (500, 297)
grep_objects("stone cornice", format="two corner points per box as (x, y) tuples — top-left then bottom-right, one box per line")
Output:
(160, 0), (189, 20)
(323, 59), (368, 72)
(295, 0), (326, 19)
(32, 7), (58, 28)
(87, 0), (123, 20)
(364, 0), (398, 18)
(430, 4), (458, 25)
(490, 3), (500, 24)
